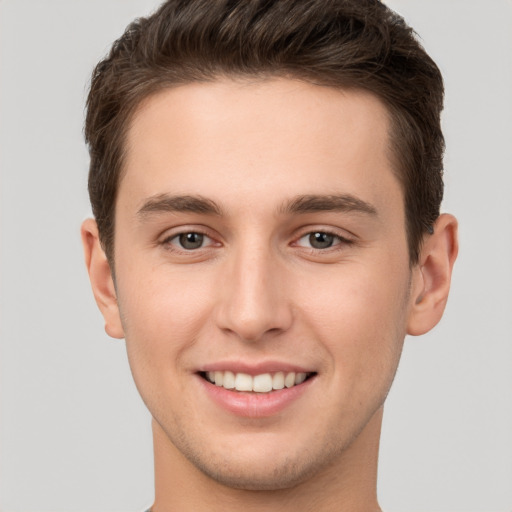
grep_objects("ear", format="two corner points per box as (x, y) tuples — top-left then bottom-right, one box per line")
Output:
(81, 218), (124, 339)
(407, 213), (459, 336)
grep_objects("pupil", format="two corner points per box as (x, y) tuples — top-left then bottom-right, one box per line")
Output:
(179, 232), (204, 249)
(309, 232), (334, 249)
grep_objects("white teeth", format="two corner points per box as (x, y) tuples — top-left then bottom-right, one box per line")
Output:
(222, 371), (235, 390)
(295, 372), (307, 385)
(284, 372), (296, 388)
(253, 373), (273, 393)
(214, 371), (224, 387)
(272, 372), (285, 390)
(206, 370), (310, 392)
(234, 372), (253, 392)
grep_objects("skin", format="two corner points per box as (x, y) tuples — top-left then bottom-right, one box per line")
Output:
(82, 78), (458, 512)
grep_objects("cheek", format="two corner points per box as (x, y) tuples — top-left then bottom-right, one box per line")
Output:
(298, 261), (410, 377)
(116, 268), (213, 378)
(116, 278), (210, 423)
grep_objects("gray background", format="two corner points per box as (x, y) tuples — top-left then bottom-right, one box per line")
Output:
(0, 1), (511, 511)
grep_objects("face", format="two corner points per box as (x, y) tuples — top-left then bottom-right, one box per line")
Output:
(112, 79), (414, 489)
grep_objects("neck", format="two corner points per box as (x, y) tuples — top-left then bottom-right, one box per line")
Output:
(150, 408), (384, 512)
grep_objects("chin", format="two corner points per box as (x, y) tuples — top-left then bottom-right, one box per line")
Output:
(177, 432), (346, 492)
(192, 453), (326, 491)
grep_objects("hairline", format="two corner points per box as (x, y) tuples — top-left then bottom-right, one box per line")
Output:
(105, 73), (420, 267)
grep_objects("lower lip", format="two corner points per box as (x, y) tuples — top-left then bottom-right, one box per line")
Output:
(198, 375), (315, 418)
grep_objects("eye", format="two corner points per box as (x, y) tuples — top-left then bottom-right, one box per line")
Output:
(167, 232), (212, 250)
(296, 231), (347, 250)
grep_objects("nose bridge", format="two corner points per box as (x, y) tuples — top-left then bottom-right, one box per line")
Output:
(216, 238), (291, 341)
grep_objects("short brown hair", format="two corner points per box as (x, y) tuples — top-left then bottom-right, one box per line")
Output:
(85, 0), (444, 265)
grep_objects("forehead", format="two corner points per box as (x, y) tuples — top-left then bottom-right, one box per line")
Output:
(120, 78), (401, 219)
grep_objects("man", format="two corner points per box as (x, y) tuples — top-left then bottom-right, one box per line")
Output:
(81, 1), (458, 510)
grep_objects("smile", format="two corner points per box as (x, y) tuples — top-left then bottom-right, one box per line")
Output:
(202, 371), (313, 393)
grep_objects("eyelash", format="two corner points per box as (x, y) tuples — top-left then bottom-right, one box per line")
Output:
(294, 230), (355, 251)
(162, 230), (216, 252)
(161, 229), (355, 254)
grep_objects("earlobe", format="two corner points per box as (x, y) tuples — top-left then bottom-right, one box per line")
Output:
(81, 218), (125, 339)
(407, 214), (459, 336)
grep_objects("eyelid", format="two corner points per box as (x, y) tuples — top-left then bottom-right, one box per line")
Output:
(167, 232), (213, 249)
(292, 227), (356, 248)
(159, 225), (221, 251)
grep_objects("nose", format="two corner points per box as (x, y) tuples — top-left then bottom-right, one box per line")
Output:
(214, 244), (293, 342)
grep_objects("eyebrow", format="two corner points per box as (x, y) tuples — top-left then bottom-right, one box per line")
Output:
(280, 194), (378, 216)
(136, 193), (378, 220)
(137, 194), (223, 218)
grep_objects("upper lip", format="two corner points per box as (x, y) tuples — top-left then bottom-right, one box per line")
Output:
(198, 360), (315, 375)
